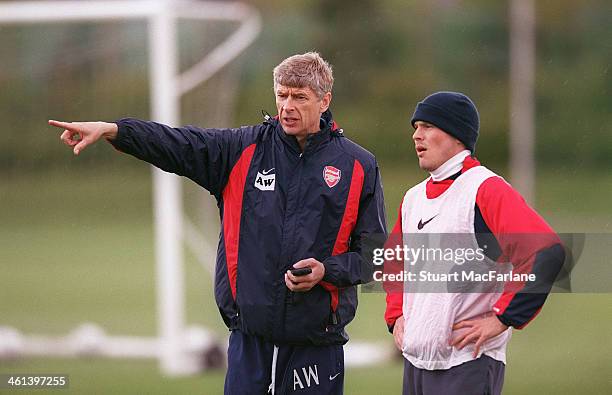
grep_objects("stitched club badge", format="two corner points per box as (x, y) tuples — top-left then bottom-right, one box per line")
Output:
(323, 166), (341, 188)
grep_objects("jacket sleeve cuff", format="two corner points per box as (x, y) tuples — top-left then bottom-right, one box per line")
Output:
(321, 258), (339, 285)
(321, 254), (364, 287)
(107, 119), (132, 152)
(496, 313), (514, 328)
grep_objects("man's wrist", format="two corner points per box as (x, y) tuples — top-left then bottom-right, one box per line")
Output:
(320, 259), (335, 283)
(102, 122), (119, 141)
(495, 314), (512, 328)
(388, 315), (402, 334)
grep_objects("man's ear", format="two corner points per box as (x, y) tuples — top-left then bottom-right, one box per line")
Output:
(320, 92), (332, 113)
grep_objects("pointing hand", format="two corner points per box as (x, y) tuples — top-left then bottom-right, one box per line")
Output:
(48, 120), (118, 155)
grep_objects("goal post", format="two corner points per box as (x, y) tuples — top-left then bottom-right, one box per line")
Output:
(0, 0), (261, 376)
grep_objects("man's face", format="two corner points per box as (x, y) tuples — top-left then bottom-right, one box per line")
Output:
(275, 84), (331, 141)
(412, 121), (465, 171)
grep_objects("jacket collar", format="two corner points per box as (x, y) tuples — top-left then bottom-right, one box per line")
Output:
(271, 109), (336, 155)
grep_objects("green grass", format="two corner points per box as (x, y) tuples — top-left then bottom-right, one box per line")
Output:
(1, 166), (611, 394)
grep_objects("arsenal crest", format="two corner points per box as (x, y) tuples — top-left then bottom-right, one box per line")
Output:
(323, 166), (341, 188)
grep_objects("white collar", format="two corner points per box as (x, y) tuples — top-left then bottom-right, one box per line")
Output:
(430, 150), (471, 181)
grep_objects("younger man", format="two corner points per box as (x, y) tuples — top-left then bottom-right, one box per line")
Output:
(384, 91), (564, 395)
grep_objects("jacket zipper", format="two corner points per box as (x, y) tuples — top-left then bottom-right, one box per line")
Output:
(273, 143), (307, 340)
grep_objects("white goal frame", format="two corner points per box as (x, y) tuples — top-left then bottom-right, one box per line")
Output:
(0, 0), (261, 376)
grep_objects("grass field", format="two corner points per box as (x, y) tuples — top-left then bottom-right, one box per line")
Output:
(1, 163), (611, 394)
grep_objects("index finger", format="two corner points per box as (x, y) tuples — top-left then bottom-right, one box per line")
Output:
(48, 120), (75, 130)
(452, 320), (474, 330)
(284, 273), (311, 291)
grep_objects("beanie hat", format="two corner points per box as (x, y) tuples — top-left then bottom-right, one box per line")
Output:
(410, 91), (480, 153)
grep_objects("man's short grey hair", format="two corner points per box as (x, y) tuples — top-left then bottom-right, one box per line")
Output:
(273, 52), (334, 99)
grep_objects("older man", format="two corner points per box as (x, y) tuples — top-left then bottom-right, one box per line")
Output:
(384, 91), (564, 395)
(50, 52), (386, 394)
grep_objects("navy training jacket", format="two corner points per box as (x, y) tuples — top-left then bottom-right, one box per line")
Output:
(111, 110), (387, 346)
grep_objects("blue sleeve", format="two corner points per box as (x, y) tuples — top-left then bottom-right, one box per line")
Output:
(110, 118), (259, 198)
(496, 244), (565, 328)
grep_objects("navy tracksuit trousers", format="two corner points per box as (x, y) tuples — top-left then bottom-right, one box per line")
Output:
(225, 330), (344, 395)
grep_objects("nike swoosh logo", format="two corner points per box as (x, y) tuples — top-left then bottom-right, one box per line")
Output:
(417, 215), (437, 230)
(262, 168), (275, 175)
(329, 373), (341, 381)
